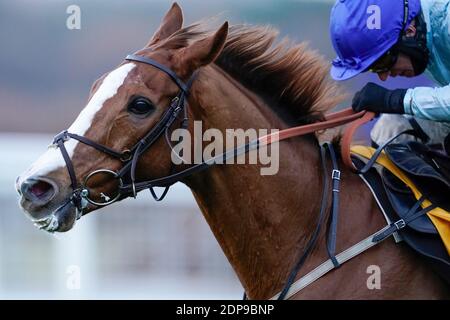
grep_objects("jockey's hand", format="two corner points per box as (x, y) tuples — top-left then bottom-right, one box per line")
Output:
(352, 82), (407, 114)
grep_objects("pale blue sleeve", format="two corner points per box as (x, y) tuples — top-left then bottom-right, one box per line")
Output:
(403, 85), (450, 122)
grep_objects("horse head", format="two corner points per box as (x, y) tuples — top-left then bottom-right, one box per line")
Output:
(16, 2), (228, 232)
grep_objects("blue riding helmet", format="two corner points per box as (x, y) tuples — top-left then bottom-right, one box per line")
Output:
(330, 0), (421, 81)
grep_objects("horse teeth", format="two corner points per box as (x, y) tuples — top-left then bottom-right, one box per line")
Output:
(51, 219), (58, 229)
(34, 223), (45, 229)
(32, 215), (55, 231)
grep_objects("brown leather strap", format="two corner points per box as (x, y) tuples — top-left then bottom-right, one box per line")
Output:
(120, 108), (372, 193)
(341, 111), (376, 171)
(259, 109), (370, 145)
(258, 108), (375, 171)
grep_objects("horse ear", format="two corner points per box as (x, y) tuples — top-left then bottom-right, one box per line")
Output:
(180, 22), (228, 72)
(147, 2), (183, 47)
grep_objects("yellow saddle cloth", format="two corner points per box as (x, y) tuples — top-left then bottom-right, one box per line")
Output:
(351, 145), (450, 255)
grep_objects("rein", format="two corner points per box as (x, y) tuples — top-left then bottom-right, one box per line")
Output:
(119, 108), (374, 192)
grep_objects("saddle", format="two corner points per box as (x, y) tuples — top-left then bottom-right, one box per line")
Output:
(351, 143), (450, 284)
(385, 142), (450, 211)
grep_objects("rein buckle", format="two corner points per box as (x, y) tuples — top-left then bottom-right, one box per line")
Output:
(52, 130), (70, 145)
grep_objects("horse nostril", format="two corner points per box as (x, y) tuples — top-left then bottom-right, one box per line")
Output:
(21, 177), (56, 204)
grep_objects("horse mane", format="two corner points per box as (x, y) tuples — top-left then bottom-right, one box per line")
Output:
(157, 23), (344, 126)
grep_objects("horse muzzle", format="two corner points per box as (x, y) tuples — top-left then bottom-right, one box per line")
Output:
(16, 174), (79, 232)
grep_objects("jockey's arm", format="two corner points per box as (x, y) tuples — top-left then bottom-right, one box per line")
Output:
(404, 85), (450, 122)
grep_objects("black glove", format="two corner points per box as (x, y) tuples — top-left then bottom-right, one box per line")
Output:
(352, 82), (407, 114)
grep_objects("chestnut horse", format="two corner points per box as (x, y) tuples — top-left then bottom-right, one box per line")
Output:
(16, 3), (449, 299)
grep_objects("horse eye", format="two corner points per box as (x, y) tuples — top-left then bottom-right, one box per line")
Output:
(128, 97), (154, 116)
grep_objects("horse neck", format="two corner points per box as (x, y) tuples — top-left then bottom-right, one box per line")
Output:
(183, 64), (326, 299)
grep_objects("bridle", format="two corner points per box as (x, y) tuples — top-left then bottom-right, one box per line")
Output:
(52, 54), (197, 215)
(52, 51), (377, 299)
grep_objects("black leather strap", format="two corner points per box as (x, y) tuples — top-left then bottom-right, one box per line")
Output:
(126, 54), (190, 94)
(118, 94), (185, 177)
(277, 142), (333, 300)
(326, 142), (341, 268)
(149, 186), (171, 201)
(53, 132), (78, 191)
(358, 129), (417, 174)
(67, 132), (125, 160)
(372, 196), (436, 242)
(119, 139), (261, 194)
(52, 131), (83, 211)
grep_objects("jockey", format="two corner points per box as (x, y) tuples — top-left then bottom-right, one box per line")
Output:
(329, 0), (450, 151)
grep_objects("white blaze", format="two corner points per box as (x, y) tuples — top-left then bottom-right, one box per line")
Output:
(19, 63), (136, 183)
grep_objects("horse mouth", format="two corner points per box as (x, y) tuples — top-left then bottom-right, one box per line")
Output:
(31, 199), (78, 233)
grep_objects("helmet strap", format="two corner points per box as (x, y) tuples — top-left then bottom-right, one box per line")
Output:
(395, 12), (430, 75)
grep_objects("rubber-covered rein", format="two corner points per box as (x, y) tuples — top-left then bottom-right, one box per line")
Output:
(119, 108), (375, 194)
